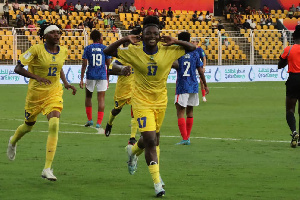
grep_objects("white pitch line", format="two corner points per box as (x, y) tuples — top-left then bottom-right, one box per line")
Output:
(0, 128), (289, 144)
(0, 118), (289, 143)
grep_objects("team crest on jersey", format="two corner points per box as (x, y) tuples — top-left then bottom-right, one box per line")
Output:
(52, 56), (56, 61)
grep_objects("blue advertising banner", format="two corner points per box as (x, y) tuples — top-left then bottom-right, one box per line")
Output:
(0, 65), (289, 84)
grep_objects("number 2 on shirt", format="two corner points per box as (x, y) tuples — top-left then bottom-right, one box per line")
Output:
(183, 61), (191, 77)
(48, 67), (57, 76)
(147, 65), (158, 76)
(137, 117), (147, 128)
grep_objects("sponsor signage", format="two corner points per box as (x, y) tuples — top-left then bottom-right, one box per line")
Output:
(0, 65), (289, 84)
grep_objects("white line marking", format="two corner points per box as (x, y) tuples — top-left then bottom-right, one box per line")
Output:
(0, 128), (289, 144)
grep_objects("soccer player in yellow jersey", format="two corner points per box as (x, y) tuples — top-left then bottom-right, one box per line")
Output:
(6, 23), (77, 181)
(105, 29), (141, 143)
(105, 58), (138, 144)
(104, 16), (196, 197)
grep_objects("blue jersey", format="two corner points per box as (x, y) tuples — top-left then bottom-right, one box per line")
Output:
(175, 51), (203, 94)
(82, 43), (111, 80)
(195, 47), (206, 61)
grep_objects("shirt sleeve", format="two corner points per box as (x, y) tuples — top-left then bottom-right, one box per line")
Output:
(82, 46), (88, 59)
(19, 45), (37, 66)
(280, 46), (290, 59)
(195, 52), (203, 68)
(117, 45), (133, 64)
(166, 45), (186, 61)
(199, 48), (206, 59)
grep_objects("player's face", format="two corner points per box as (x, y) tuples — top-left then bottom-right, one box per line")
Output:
(142, 26), (160, 47)
(45, 30), (61, 45)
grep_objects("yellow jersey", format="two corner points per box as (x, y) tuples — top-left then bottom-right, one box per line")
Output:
(19, 44), (68, 104)
(117, 42), (185, 109)
(111, 58), (134, 101)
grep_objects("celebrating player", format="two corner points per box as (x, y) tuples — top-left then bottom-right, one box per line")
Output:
(192, 40), (208, 102)
(105, 59), (138, 143)
(173, 32), (209, 145)
(278, 26), (300, 148)
(105, 29), (141, 144)
(104, 16), (196, 197)
(6, 23), (77, 181)
(80, 30), (111, 128)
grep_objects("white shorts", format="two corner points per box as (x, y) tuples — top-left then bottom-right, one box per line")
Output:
(86, 79), (108, 92)
(174, 93), (199, 107)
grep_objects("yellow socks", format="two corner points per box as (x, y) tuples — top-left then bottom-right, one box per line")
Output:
(108, 112), (116, 125)
(131, 141), (144, 156)
(149, 163), (160, 184)
(44, 117), (59, 169)
(130, 118), (138, 138)
(11, 123), (33, 146)
(157, 146), (160, 161)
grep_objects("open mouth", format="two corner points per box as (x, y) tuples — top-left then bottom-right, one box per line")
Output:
(149, 39), (156, 44)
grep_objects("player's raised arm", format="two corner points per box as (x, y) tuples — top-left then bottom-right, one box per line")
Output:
(103, 35), (141, 57)
(14, 63), (51, 85)
(171, 60), (179, 70)
(161, 35), (196, 52)
(109, 60), (131, 76)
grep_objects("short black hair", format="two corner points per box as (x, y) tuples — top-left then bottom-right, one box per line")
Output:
(143, 16), (159, 29)
(293, 25), (300, 40)
(130, 27), (142, 35)
(90, 30), (102, 41)
(178, 32), (191, 42)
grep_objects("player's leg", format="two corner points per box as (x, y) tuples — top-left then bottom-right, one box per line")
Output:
(96, 91), (105, 128)
(200, 79), (207, 102)
(175, 94), (188, 145)
(143, 130), (165, 196)
(286, 96), (298, 148)
(41, 110), (61, 181)
(85, 80), (95, 127)
(129, 106), (138, 145)
(7, 121), (35, 161)
(297, 99), (300, 146)
(7, 108), (37, 161)
(95, 80), (108, 128)
(186, 106), (194, 144)
(186, 93), (199, 144)
(155, 132), (164, 186)
(105, 106), (122, 137)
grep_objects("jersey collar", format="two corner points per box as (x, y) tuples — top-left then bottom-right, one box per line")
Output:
(143, 41), (158, 55)
(44, 43), (60, 55)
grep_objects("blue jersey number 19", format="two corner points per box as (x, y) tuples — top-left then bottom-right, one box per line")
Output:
(92, 54), (102, 66)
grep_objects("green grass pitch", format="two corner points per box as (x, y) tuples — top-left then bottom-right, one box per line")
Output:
(0, 82), (299, 200)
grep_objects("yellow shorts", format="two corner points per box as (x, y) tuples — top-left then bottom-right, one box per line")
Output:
(114, 97), (131, 110)
(24, 92), (63, 123)
(133, 109), (166, 133)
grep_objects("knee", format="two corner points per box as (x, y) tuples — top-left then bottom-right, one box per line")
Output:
(144, 137), (157, 148)
(23, 123), (34, 132)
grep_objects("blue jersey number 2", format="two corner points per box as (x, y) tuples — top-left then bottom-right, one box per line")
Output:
(147, 66), (157, 76)
(48, 67), (57, 76)
(137, 117), (147, 128)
